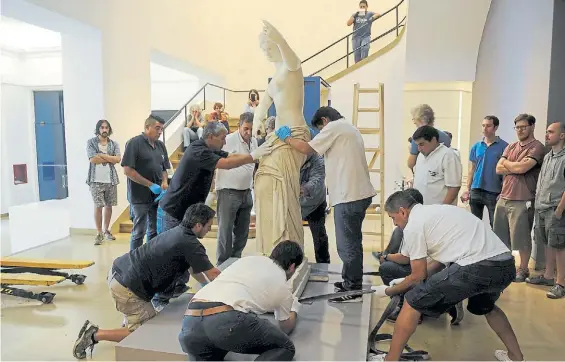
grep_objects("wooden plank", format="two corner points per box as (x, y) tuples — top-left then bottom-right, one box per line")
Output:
(0, 273), (65, 286)
(358, 88), (380, 93)
(358, 107), (380, 113)
(358, 128), (380, 134)
(0, 258), (94, 269)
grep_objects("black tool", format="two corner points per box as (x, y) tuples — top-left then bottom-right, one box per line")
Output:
(298, 288), (375, 305)
(368, 296), (430, 360)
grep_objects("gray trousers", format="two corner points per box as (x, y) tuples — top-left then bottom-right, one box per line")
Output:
(179, 310), (295, 361)
(183, 127), (203, 147)
(352, 35), (371, 63)
(216, 189), (253, 265)
(333, 197), (372, 290)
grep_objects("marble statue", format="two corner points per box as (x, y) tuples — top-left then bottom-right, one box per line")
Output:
(252, 20), (311, 255)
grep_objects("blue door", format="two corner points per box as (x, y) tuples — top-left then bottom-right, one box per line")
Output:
(34, 91), (68, 201)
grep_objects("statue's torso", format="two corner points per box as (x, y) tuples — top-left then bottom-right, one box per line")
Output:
(268, 67), (306, 128)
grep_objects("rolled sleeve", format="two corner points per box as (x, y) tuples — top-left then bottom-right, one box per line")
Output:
(443, 151), (462, 187)
(273, 288), (294, 321)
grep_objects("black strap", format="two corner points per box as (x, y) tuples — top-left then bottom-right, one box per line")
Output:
(368, 295), (430, 360)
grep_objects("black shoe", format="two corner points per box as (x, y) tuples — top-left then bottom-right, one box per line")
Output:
(329, 293), (363, 303)
(333, 281), (346, 292)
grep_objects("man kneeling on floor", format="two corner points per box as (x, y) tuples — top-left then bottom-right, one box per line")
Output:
(178, 240), (303, 361)
(72, 203), (221, 359)
(370, 189), (524, 362)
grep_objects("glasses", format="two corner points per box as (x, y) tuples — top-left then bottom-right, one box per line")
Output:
(514, 125), (530, 131)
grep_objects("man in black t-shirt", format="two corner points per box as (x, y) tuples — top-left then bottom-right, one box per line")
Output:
(158, 121), (272, 232)
(121, 115), (170, 250)
(72, 203), (221, 360)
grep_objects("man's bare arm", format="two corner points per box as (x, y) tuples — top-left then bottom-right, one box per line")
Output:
(286, 138), (316, 155)
(123, 166), (153, 187)
(443, 186), (460, 205)
(89, 156), (105, 164)
(385, 253), (410, 265)
(216, 154), (254, 170)
(385, 258), (428, 296)
(407, 154), (417, 172)
(467, 162), (476, 191)
(98, 154), (121, 164)
(502, 158), (538, 174)
(278, 312), (297, 335)
(496, 157), (512, 175)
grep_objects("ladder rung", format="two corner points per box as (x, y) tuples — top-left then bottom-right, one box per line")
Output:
(365, 148), (380, 152)
(369, 169), (382, 173)
(358, 88), (381, 94)
(358, 107), (380, 113)
(359, 128), (380, 134)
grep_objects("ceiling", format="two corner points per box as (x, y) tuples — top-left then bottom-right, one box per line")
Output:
(0, 16), (61, 53)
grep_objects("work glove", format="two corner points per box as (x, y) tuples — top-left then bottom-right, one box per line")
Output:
(275, 126), (292, 141)
(370, 285), (389, 298)
(250, 142), (273, 160)
(390, 277), (405, 286)
(149, 183), (162, 195)
(154, 190), (167, 202)
(291, 297), (302, 314)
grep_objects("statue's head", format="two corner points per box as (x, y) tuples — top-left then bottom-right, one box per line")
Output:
(259, 28), (282, 63)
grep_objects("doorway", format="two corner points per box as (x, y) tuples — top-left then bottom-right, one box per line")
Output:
(33, 90), (68, 201)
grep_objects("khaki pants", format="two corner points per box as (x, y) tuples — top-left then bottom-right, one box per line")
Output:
(493, 199), (534, 250)
(107, 268), (157, 332)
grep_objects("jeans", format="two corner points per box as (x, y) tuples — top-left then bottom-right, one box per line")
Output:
(333, 197), (372, 290)
(130, 202), (158, 250)
(183, 127), (203, 148)
(469, 189), (499, 228)
(352, 35), (371, 63)
(179, 311), (295, 361)
(156, 207), (181, 234)
(379, 260), (412, 308)
(385, 227), (404, 254)
(216, 189), (253, 265)
(305, 201), (330, 263)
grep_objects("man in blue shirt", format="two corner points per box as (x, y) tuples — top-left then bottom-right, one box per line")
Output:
(460, 116), (508, 227)
(406, 104), (452, 172)
(347, 0), (380, 63)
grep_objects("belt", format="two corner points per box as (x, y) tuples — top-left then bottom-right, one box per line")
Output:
(184, 299), (234, 317)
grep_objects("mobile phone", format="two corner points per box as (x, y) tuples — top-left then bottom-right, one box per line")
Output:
(250, 94), (256, 102)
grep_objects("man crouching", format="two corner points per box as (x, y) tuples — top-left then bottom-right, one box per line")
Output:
(178, 240), (303, 361)
(370, 189), (524, 362)
(72, 203), (220, 359)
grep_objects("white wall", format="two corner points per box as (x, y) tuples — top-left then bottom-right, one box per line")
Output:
(150, 62), (199, 110)
(404, 0), (491, 82)
(470, 0), (554, 144)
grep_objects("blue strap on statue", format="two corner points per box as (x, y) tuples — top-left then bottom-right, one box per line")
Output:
(275, 126), (292, 141)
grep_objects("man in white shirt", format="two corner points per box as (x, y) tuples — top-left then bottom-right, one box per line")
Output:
(178, 240), (303, 361)
(412, 125), (462, 205)
(215, 112), (258, 265)
(276, 106), (376, 302)
(370, 189), (524, 362)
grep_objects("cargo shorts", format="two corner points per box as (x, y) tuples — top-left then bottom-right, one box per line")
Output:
(90, 182), (117, 208)
(493, 199), (534, 250)
(535, 208), (565, 249)
(107, 268), (156, 332)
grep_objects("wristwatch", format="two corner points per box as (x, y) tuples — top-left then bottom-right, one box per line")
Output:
(382, 253), (389, 261)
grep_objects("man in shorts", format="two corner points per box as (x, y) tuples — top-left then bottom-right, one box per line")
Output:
(370, 189), (524, 361)
(72, 203), (221, 359)
(86, 119), (121, 245)
(526, 121), (565, 299)
(494, 113), (546, 281)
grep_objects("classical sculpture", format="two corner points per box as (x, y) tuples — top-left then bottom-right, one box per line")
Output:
(252, 21), (311, 255)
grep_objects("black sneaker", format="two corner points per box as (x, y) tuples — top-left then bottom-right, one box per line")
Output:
(448, 301), (464, 325)
(72, 320), (99, 359)
(329, 293), (362, 303)
(333, 282), (346, 292)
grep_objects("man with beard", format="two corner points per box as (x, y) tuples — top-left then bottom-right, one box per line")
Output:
(494, 114), (546, 282)
(86, 119), (121, 245)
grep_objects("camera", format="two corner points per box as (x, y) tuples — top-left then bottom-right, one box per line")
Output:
(250, 93), (256, 102)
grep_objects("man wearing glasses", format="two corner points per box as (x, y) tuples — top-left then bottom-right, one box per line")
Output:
(494, 114), (546, 282)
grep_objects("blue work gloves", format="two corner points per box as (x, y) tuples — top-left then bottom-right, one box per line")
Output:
(149, 183), (162, 195)
(275, 126), (292, 141)
(154, 190), (167, 202)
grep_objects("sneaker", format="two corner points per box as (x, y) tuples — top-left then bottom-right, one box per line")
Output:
(329, 292), (363, 303)
(448, 301), (464, 325)
(333, 281), (346, 292)
(372, 251), (383, 261)
(72, 320), (99, 359)
(547, 284), (565, 299)
(103, 231), (116, 241)
(514, 268), (529, 283)
(94, 233), (103, 246)
(367, 353), (386, 361)
(172, 283), (190, 298)
(525, 275), (554, 286)
(494, 350), (525, 361)
(121, 317), (128, 328)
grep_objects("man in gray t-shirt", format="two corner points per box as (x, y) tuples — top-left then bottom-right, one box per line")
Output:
(347, 0), (380, 63)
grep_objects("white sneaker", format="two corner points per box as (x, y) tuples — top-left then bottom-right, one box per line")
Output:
(367, 353), (386, 361)
(495, 350), (525, 361)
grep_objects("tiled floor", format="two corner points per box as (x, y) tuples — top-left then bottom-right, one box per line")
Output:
(1, 220), (564, 361)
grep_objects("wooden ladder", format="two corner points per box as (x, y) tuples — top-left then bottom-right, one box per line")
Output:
(352, 83), (385, 251)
